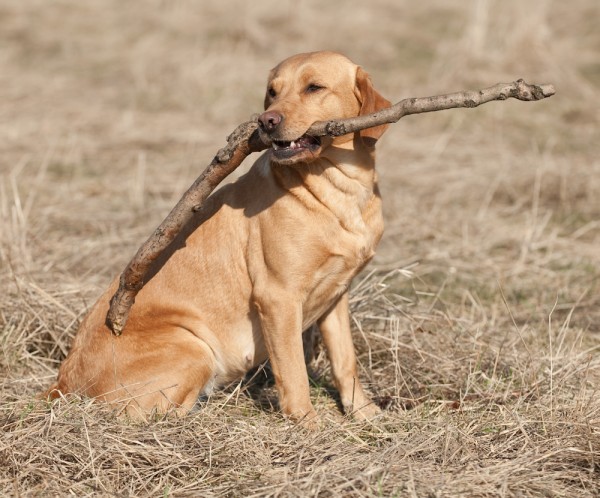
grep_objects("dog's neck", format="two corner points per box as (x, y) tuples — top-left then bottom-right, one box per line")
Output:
(271, 136), (379, 234)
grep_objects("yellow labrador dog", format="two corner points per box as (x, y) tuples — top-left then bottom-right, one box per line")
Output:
(47, 51), (391, 424)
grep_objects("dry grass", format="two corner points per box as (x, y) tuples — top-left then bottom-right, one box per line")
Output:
(1, 0), (599, 496)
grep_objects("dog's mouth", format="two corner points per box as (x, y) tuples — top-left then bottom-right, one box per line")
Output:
(271, 134), (321, 160)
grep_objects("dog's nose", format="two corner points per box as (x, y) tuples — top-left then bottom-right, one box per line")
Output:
(258, 111), (283, 133)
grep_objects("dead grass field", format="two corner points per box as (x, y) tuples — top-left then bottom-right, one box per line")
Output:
(1, 0), (599, 496)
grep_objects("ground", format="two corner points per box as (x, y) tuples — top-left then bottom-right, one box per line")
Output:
(1, 0), (599, 496)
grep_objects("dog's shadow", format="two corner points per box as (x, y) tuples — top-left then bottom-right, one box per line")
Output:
(239, 362), (343, 416)
(203, 326), (344, 415)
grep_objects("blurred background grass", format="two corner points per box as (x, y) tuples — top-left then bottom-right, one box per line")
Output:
(2, 0), (597, 335)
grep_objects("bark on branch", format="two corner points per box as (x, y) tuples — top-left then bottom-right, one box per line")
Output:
(106, 79), (555, 335)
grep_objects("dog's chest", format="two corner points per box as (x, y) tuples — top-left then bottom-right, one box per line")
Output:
(247, 161), (383, 325)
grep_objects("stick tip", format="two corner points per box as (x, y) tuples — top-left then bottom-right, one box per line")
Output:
(541, 84), (556, 97)
(105, 315), (123, 336)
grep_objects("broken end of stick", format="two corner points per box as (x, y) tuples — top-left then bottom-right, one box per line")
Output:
(105, 303), (126, 335)
(106, 319), (123, 336)
(515, 79), (556, 101)
(106, 290), (131, 336)
(528, 81), (555, 99)
(540, 83), (556, 98)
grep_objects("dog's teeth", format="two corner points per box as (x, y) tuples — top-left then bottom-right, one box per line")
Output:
(272, 142), (280, 150)
(290, 141), (296, 148)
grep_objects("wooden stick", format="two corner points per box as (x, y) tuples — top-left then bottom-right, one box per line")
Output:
(307, 79), (555, 137)
(106, 79), (555, 335)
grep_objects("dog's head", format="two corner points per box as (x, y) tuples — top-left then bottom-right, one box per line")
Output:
(258, 51), (391, 166)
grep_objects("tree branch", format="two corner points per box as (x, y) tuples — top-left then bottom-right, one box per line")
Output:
(106, 79), (554, 335)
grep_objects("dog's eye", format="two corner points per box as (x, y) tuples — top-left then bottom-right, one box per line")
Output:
(268, 87), (277, 98)
(305, 84), (325, 94)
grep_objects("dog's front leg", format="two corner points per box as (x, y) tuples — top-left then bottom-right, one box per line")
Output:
(254, 292), (317, 425)
(318, 291), (381, 420)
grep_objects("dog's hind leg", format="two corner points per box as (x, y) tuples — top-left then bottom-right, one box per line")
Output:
(53, 326), (217, 420)
(109, 331), (218, 419)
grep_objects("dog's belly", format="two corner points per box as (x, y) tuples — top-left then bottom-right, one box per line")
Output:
(208, 315), (269, 384)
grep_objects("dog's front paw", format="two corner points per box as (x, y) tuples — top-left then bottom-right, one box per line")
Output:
(346, 400), (382, 421)
(299, 410), (321, 430)
(285, 408), (320, 430)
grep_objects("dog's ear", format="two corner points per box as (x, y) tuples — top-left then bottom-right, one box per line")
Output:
(354, 67), (391, 143)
